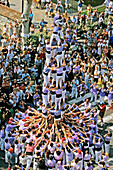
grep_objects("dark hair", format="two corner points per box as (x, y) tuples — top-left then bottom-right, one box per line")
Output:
(15, 140), (18, 144)
(29, 142), (32, 146)
(56, 150), (61, 156)
(50, 143), (53, 147)
(5, 139), (8, 143)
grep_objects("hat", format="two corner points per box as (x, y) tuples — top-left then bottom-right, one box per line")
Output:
(82, 81), (85, 83)
(78, 149), (81, 154)
(8, 147), (13, 153)
(46, 130), (50, 134)
(7, 168), (11, 170)
(57, 143), (60, 147)
(34, 116), (38, 119)
(39, 132), (42, 134)
(26, 116), (29, 119)
(62, 137), (65, 142)
(35, 125), (38, 128)
(24, 124), (29, 127)
(8, 120), (12, 124)
(49, 124), (52, 128)
(22, 119), (26, 122)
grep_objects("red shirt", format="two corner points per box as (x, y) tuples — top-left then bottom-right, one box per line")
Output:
(26, 143), (37, 153)
(100, 104), (106, 113)
(20, 85), (26, 92)
(40, 52), (45, 60)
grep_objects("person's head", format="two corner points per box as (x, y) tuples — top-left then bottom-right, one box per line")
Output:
(2, 126), (5, 130)
(108, 131), (112, 137)
(29, 142), (33, 146)
(30, 10), (32, 14)
(86, 99), (89, 104)
(42, 18), (44, 22)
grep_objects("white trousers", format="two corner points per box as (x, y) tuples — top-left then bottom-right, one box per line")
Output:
(50, 33), (60, 45)
(43, 74), (48, 86)
(63, 71), (65, 82)
(77, 159), (83, 170)
(51, 94), (56, 103)
(5, 130), (9, 139)
(56, 75), (63, 88)
(80, 93), (86, 102)
(56, 54), (63, 67)
(59, 30), (64, 39)
(61, 111), (64, 118)
(100, 96), (105, 103)
(46, 53), (51, 66)
(105, 143), (110, 154)
(5, 149), (8, 163)
(62, 51), (65, 59)
(51, 73), (57, 83)
(33, 159), (38, 170)
(55, 97), (61, 110)
(52, 49), (56, 57)
(42, 94), (48, 107)
(26, 155), (33, 170)
(71, 87), (77, 98)
(0, 138), (4, 150)
(91, 93), (97, 103)
(78, 6), (82, 12)
(95, 150), (101, 163)
(62, 90), (66, 102)
(108, 98), (112, 106)
(89, 146), (94, 158)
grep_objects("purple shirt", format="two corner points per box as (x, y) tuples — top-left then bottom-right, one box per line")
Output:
(33, 94), (40, 102)
(108, 90), (113, 99)
(53, 14), (59, 23)
(44, 67), (50, 74)
(73, 65), (79, 74)
(57, 46), (63, 52)
(100, 89), (106, 97)
(56, 89), (62, 95)
(46, 44), (51, 51)
(0, 130), (5, 138)
(5, 142), (11, 150)
(53, 26), (59, 33)
(57, 67), (63, 74)
(92, 85), (98, 94)
(6, 124), (15, 132)
(8, 136), (15, 146)
(43, 87), (48, 94)
(79, 84), (88, 92)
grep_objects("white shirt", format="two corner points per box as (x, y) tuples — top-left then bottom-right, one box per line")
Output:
(109, 1), (113, 8)
(19, 155), (28, 165)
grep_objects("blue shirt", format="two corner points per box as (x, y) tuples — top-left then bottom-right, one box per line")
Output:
(39, 21), (48, 28)
(72, 79), (79, 88)
(100, 89), (106, 97)
(110, 36), (113, 43)
(29, 13), (33, 21)
(78, 1), (83, 7)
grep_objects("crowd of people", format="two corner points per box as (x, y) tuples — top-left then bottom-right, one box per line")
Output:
(0, 0), (113, 170)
